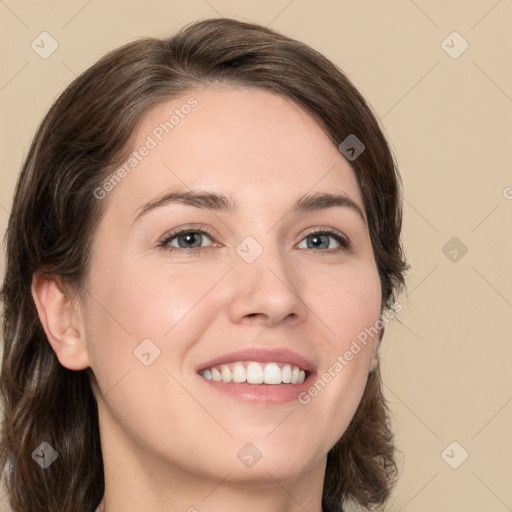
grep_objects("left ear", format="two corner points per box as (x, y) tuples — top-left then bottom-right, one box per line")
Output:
(369, 325), (385, 372)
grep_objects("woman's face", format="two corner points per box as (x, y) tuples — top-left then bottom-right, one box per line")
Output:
(81, 85), (382, 487)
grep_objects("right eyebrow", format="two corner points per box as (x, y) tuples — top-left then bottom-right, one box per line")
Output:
(132, 190), (238, 227)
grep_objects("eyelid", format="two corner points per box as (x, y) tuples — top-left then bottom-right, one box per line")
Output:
(158, 224), (217, 248)
(300, 225), (350, 249)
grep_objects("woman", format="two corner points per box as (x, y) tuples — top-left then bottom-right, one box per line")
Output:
(0, 18), (408, 512)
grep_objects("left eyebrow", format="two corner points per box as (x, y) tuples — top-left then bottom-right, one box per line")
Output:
(291, 192), (366, 224)
(132, 189), (366, 226)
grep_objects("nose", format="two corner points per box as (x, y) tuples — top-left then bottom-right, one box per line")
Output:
(226, 241), (308, 327)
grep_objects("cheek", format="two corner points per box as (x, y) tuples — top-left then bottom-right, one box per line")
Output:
(305, 257), (382, 350)
(119, 262), (229, 342)
(83, 260), (226, 377)
(296, 261), (381, 447)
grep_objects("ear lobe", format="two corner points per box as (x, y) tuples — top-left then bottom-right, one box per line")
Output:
(369, 325), (385, 372)
(31, 271), (91, 370)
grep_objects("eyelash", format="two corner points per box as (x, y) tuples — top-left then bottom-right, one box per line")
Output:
(158, 224), (350, 255)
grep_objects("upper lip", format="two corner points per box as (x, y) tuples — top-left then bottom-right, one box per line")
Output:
(196, 347), (317, 373)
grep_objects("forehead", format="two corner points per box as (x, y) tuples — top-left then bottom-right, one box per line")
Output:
(103, 85), (363, 221)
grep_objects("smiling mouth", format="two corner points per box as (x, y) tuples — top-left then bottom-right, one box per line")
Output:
(199, 361), (308, 385)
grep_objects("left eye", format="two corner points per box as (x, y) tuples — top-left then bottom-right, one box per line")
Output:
(297, 231), (347, 250)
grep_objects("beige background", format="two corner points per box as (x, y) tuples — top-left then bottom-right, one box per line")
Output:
(1, 1), (511, 511)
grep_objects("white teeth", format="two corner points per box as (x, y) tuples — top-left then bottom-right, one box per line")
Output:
(200, 362), (308, 385)
(263, 363), (282, 385)
(221, 364), (232, 383)
(246, 362), (264, 384)
(291, 366), (299, 384)
(281, 364), (292, 383)
(232, 364), (246, 383)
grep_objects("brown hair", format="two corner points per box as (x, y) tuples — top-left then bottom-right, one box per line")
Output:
(1, 18), (408, 512)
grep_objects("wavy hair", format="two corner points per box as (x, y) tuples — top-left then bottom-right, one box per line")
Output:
(1, 18), (408, 512)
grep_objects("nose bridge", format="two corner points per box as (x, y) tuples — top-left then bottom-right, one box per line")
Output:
(227, 232), (306, 324)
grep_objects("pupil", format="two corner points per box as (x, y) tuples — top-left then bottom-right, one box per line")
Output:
(310, 234), (327, 249)
(180, 233), (201, 248)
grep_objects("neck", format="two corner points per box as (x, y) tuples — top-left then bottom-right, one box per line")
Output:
(96, 472), (325, 512)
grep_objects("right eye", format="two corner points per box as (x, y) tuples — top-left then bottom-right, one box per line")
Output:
(158, 227), (216, 254)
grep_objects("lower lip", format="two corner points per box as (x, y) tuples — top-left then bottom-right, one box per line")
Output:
(197, 373), (315, 405)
